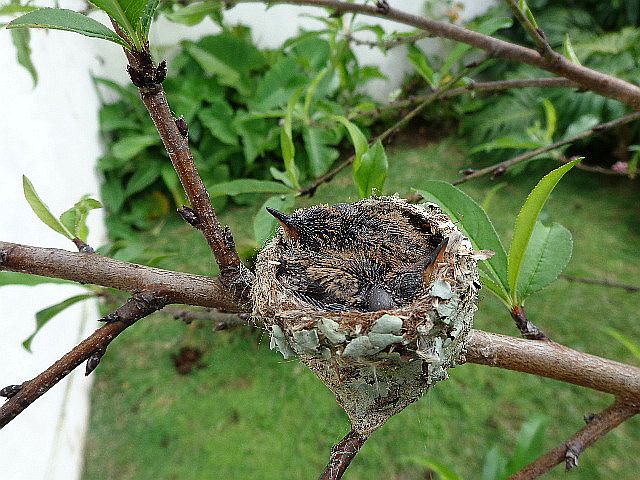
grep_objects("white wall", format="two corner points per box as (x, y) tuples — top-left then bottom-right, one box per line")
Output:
(0, 2), (492, 479)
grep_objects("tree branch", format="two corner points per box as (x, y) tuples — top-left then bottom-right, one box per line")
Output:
(231, 0), (640, 109)
(451, 111), (640, 185)
(560, 274), (640, 293)
(121, 45), (252, 296)
(0, 241), (248, 312)
(319, 430), (369, 480)
(350, 77), (576, 120)
(510, 400), (640, 479)
(465, 330), (640, 401)
(505, 0), (553, 57)
(0, 292), (167, 428)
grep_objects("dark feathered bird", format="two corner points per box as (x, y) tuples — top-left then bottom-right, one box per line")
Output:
(266, 198), (447, 313)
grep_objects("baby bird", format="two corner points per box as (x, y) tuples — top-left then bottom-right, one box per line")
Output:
(266, 198), (447, 313)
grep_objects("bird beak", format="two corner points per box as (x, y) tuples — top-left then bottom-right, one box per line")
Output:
(423, 237), (449, 284)
(266, 207), (299, 240)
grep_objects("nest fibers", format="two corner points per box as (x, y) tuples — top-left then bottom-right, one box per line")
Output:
(252, 196), (482, 434)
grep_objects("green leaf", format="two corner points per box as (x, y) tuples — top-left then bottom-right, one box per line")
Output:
(508, 159), (580, 304)
(518, 0), (539, 28)
(280, 87), (304, 189)
(23, 294), (94, 352)
(198, 100), (238, 145)
(11, 28), (37, 86)
(353, 139), (388, 198)
(0, 272), (74, 288)
(563, 34), (582, 65)
(471, 136), (544, 153)
(125, 161), (161, 196)
(112, 134), (158, 160)
(208, 179), (293, 197)
(415, 181), (509, 302)
(7, 8), (129, 49)
(542, 99), (557, 141)
(401, 456), (463, 480)
(141, 0), (160, 36)
(164, 1), (221, 26)
(23, 175), (73, 239)
(252, 57), (306, 112)
(505, 416), (548, 475)
(89, 0), (145, 48)
(303, 126), (340, 177)
(254, 194), (295, 246)
(517, 222), (572, 302)
(333, 116), (368, 165)
(407, 44), (435, 88)
(603, 328), (640, 361)
(59, 196), (102, 242)
(186, 43), (248, 95)
(628, 148), (639, 179)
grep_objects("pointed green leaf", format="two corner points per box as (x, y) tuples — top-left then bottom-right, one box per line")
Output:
(517, 222), (572, 302)
(542, 98), (557, 141)
(23, 294), (94, 352)
(186, 44), (246, 94)
(254, 194), (295, 246)
(333, 116), (368, 165)
(7, 9), (129, 49)
(141, 0), (160, 36)
(415, 181), (509, 302)
(508, 158), (580, 303)
(407, 44), (435, 88)
(11, 28), (37, 86)
(353, 139), (388, 198)
(505, 416), (548, 475)
(23, 175), (73, 239)
(208, 179), (293, 197)
(303, 126), (340, 177)
(89, 0), (145, 47)
(59, 196), (102, 242)
(563, 34), (582, 65)
(280, 88), (304, 190)
(0, 272), (74, 287)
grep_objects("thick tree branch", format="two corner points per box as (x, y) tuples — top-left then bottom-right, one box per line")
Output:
(465, 331), (640, 401)
(0, 241), (248, 312)
(510, 400), (640, 479)
(452, 111), (640, 185)
(232, 0), (640, 109)
(0, 292), (167, 428)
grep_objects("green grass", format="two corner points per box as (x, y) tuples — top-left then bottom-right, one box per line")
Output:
(83, 139), (640, 479)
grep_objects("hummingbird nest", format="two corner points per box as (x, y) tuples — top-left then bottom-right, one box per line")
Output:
(252, 196), (482, 434)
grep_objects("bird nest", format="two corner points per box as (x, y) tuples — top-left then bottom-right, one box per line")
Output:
(252, 196), (481, 434)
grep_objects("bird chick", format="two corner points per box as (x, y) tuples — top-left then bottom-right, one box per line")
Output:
(266, 198), (448, 313)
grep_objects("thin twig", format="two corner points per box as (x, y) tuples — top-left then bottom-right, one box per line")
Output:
(230, 0), (640, 109)
(0, 292), (167, 428)
(452, 111), (640, 185)
(342, 30), (433, 49)
(561, 274), (640, 293)
(509, 400), (640, 479)
(349, 77), (576, 120)
(505, 0), (553, 57)
(319, 430), (369, 480)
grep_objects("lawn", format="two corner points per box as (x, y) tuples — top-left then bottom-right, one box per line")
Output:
(83, 138), (640, 479)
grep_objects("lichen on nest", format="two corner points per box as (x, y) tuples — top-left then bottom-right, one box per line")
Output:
(252, 196), (483, 434)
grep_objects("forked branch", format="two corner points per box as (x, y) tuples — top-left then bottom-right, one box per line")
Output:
(0, 292), (167, 428)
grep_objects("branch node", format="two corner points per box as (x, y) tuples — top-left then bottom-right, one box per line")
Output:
(492, 165), (507, 178)
(126, 55), (165, 95)
(85, 350), (104, 376)
(584, 412), (597, 424)
(178, 206), (201, 228)
(0, 384), (23, 399)
(175, 116), (189, 137)
(72, 237), (94, 253)
(375, 0), (389, 14)
(565, 442), (582, 470)
(511, 305), (548, 340)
